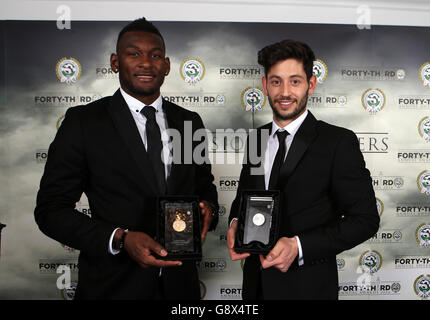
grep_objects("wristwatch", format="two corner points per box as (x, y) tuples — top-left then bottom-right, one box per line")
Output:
(119, 229), (129, 250)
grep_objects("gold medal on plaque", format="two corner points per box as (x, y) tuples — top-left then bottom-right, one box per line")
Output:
(158, 196), (201, 260)
(172, 212), (186, 232)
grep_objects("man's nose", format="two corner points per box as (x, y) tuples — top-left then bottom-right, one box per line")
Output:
(280, 82), (292, 97)
(137, 54), (151, 68)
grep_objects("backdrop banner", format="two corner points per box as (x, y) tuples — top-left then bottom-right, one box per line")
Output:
(1, 20), (430, 300)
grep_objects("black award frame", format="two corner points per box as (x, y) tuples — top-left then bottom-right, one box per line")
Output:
(234, 190), (281, 254)
(156, 196), (202, 261)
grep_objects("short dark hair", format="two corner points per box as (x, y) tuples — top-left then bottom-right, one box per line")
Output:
(257, 39), (315, 81)
(116, 17), (165, 52)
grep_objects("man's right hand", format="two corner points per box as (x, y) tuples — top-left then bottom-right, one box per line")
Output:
(120, 230), (182, 268)
(227, 219), (250, 261)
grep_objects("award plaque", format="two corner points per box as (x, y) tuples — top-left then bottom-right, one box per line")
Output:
(234, 190), (280, 254)
(157, 196), (202, 261)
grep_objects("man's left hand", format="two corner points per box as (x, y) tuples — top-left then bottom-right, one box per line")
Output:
(199, 201), (213, 240)
(259, 237), (299, 273)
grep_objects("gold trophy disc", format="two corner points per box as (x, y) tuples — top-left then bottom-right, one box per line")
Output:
(173, 219), (186, 232)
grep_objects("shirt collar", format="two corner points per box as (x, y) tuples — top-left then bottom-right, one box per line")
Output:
(120, 88), (163, 115)
(271, 109), (308, 138)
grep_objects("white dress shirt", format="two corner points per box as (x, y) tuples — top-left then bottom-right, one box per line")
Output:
(108, 88), (172, 255)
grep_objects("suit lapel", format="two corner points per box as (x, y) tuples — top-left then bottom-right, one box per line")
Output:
(277, 111), (318, 188)
(162, 99), (183, 136)
(106, 90), (159, 195)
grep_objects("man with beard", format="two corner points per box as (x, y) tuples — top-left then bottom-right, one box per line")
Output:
(35, 17), (218, 299)
(227, 39), (379, 299)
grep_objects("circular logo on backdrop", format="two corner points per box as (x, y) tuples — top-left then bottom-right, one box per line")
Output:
(394, 177), (404, 189)
(376, 197), (384, 216)
(393, 230), (403, 241)
(360, 250), (382, 275)
(217, 259), (227, 271)
(336, 258), (345, 270)
(362, 88), (386, 115)
(419, 62), (430, 88)
(415, 223), (430, 247)
(56, 57), (81, 85)
(241, 87), (266, 111)
(180, 58), (205, 85)
(61, 281), (77, 300)
(414, 275), (430, 299)
(313, 59), (328, 84)
(218, 205), (226, 217)
(56, 115), (65, 130)
(391, 282), (401, 293)
(338, 95), (347, 106)
(418, 117), (430, 142)
(417, 170), (430, 195)
(396, 69), (406, 80)
(216, 95), (226, 105)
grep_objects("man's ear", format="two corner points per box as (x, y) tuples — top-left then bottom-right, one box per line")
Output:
(262, 76), (268, 96)
(110, 53), (119, 73)
(308, 74), (317, 95)
(164, 57), (171, 76)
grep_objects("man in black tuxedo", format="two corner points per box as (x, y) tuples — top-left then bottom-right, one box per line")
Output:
(227, 40), (379, 299)
(35, 18), (218, 300)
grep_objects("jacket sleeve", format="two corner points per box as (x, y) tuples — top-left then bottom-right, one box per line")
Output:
(298, 129), (380, 261)
(34, 107), (117, 259)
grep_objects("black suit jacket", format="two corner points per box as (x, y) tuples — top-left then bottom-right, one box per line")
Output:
(229, 111), (379, 300)
(35, 90), (218, 299)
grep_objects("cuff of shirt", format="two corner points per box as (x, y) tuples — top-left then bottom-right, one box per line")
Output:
(109, 228), (121, 255)
(295, 236), (304, 266)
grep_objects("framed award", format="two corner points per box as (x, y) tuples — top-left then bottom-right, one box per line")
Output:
(234, 190), (281, 254)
